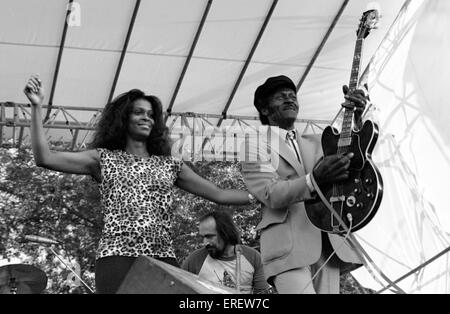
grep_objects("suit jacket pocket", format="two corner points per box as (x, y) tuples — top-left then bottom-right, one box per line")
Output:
(259, 214), (293, 262)
(256, 207), (288, 230)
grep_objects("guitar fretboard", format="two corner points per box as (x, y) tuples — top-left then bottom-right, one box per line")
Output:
(337, 37), (364, 153)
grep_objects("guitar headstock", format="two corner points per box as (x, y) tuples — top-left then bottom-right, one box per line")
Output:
(357, 9), (379, 39)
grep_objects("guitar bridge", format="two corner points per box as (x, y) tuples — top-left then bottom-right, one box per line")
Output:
(330, 196), (345, 203)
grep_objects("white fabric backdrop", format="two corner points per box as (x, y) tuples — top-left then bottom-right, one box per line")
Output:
(352, 0), (450, 293)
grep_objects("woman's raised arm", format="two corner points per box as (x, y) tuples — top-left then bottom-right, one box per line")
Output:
(24, 75), (100, 180)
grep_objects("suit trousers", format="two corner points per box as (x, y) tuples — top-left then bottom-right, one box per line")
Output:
(273, 233), (341, 294)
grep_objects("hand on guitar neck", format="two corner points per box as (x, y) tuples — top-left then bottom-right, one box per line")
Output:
(342, 84), (370, 131)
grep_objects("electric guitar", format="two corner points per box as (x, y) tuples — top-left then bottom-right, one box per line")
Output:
(305, 9), (383, 234)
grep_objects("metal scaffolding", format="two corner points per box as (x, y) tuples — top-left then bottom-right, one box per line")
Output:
(0, 101), (331, 161)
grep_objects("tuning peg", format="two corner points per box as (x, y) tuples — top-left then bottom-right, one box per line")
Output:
(366, 2), (381, 13)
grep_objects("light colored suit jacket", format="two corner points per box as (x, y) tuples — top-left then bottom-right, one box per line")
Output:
(240, 126), (361, 283)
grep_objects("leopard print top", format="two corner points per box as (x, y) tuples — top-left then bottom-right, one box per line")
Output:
(96, 148), (183, 260)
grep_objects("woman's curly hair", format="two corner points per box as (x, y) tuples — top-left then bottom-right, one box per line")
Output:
(90, 89), (171, 156)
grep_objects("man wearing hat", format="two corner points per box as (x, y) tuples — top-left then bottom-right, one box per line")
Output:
(240, 75), (367, 294)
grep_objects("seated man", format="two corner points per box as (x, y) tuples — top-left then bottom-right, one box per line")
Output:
(181, 211), (270, 294)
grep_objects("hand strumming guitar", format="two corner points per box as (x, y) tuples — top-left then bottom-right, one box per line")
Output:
(312, 153), (354, 185)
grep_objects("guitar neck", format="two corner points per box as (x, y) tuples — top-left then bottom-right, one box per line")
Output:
(338, 37), (364, 153)
(349, 38), (364, 91)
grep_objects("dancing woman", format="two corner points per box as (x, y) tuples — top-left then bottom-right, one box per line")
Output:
(24, 75), (254, 293)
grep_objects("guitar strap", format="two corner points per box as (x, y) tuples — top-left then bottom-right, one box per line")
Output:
(310, 172), (406, 294)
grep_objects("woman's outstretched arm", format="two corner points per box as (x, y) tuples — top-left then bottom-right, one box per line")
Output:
(175, 163), (252, 205)
(24, 75), (100, 180)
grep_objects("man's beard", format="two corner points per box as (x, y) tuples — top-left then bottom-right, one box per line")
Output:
(206, 244), (225, 259)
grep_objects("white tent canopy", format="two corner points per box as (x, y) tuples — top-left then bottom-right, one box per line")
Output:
(1, 0), (405, 146)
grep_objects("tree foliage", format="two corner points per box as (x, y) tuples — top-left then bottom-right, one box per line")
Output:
(0, 145), (372, 294)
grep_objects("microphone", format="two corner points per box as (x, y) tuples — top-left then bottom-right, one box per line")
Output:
(22, 235), (60, 245)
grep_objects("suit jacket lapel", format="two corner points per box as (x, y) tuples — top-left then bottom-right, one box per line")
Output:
(267, 127), (305, 177)
(298, 134), (322, 173)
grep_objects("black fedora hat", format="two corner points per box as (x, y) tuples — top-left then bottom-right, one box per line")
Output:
(254, 75), (296, 111)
